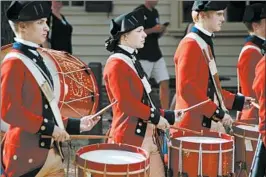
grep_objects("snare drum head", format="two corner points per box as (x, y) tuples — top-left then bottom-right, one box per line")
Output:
(171, 130), (234, 150)
(80, 149), (146, 164)
(235, 124), (258, 132)
(176, 136), (231, 144)
(233, 123), (259, 140)
(76, 143), (150, 174)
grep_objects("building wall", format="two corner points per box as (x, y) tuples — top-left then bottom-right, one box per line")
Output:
(62, 0), (247, 88)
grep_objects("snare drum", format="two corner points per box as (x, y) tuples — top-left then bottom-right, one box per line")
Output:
(233, 122), (259, 174)
(1, 45), (99, 118)
(76, 143), (150, 177)
(169, 131), (234, 177)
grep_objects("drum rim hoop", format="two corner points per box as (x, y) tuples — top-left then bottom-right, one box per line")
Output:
(75, 143), (150, 173)
(170, 145), (234, 153)
(233, 133), (259, 141)
(76, 164), (150, 175)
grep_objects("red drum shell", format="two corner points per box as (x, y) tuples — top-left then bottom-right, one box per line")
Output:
(38, 48), (99, 118)
(76, 143), (150, 177)
(233, 120), (259, 173)
(170, 130), (234, 177)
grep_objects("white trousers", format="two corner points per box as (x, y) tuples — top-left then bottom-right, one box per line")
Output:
(141, 124), (165, 177)
(36, 148), (65, 177)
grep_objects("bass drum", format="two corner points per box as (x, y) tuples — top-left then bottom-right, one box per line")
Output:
(1, 44), (99, 118)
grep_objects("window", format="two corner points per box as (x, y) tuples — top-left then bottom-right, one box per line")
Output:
(168, 1), (264, 36)
(62, 1), (84, 7)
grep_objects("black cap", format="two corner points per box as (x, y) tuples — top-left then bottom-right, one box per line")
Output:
(261, 3), (266, 19)
(6, 1), (51, 22)
(192, 1), (228, 12)
(109, 9), (144, 39)
(243, 3), (266, 23)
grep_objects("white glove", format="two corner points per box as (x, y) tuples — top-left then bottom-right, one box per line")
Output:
(210, 121), (226, 133)
(243, 96), (255, 109)
(80, 115), (101, 132)
(156, 116), (170, 130)
(222, 113), (234, 128)
(174, 109), (185, 123)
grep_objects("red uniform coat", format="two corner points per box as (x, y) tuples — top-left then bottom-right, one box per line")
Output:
(104, 55), (170, 147)
(253, 57), (266, 146)
(1, 48), (79, 177)
(238, 42), (262, 120)
(174, 36), (241, 131)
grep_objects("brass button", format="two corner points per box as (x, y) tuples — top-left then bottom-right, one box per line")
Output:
(41, 126), (46, 131)
(40, 142), (45, 147)
(13, 155), (17, 160)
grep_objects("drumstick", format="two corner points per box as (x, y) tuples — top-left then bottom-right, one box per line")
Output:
(89, 100), (118, 120)
(42, 134), (111, 140)
(170, 126), (203, 136)
(182, 99), (211, 113)
(251, 101), (260, 109)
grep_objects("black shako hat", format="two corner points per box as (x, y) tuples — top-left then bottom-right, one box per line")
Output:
(260, 3), (266, 19)
(243, 3), (266, 23)
(6, 1), (51, 22)
(192, 1), (228, 12)
(109, 9), (145, 39)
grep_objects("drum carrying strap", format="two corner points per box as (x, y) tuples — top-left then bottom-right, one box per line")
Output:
(107, 53), (155, 108)
(186, 33), (228, 114)
(3, 52), (65, 130)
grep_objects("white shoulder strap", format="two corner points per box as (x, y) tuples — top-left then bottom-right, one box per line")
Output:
(186, 32), (208, 49)
(186, 32), (218, 75)
(3, 52), (65, 130)
(106, 53), (153, 102)
(185, 32), (228, 112)
(107, 53), (137, 74)
(238, 45), (261, 61)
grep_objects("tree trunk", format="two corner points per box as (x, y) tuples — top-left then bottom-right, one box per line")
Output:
(1, 1), (14, 46)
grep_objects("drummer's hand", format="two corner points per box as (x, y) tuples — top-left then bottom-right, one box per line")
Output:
(174, 109), (184, 122)
(156, 116), (170, 130)
(52, 126), (70, 142)
(80, 115), (101, 132)
(243, 96), (255, 109)
(221, 113), (234, 128)
(210, 121), (226, 133)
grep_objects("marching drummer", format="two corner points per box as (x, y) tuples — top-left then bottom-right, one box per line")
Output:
(237, 3), (266, 121)
(104, 9), (183, 177)
(1, 1), (100, 176)
(252, 6), (266, 172)
(173, 1), (254, 133)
